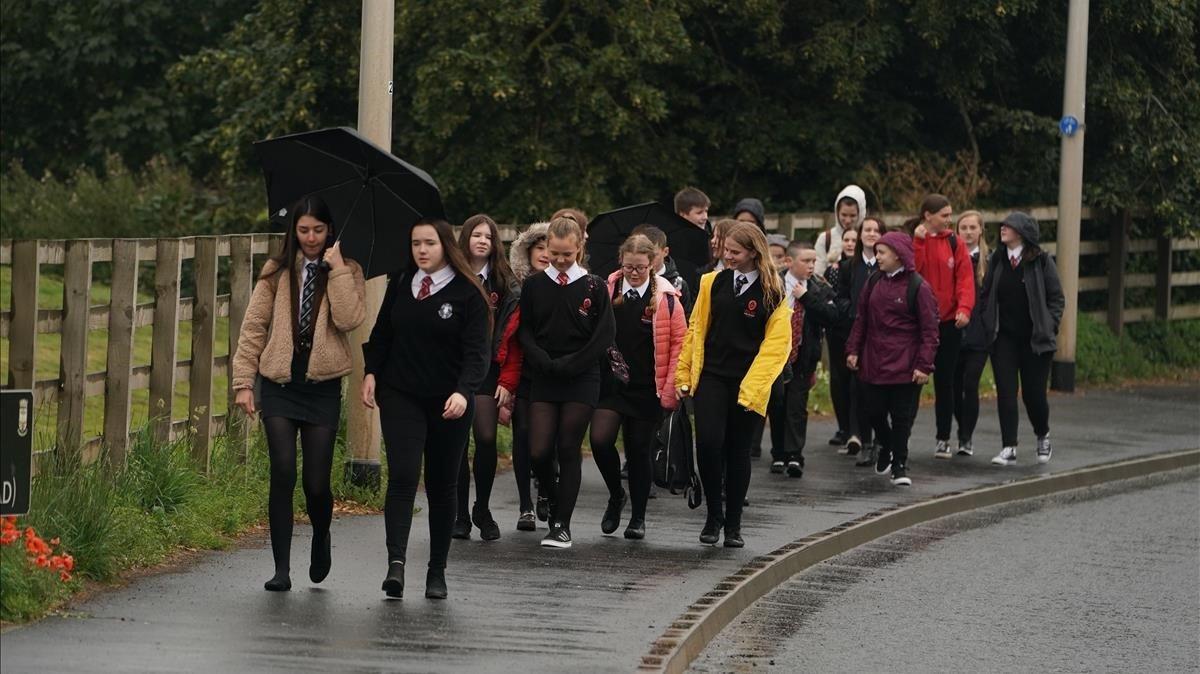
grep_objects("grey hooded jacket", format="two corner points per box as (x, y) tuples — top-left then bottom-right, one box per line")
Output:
(979, 212), (1065, 354)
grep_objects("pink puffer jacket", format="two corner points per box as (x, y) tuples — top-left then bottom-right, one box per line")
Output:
(606, 271), (687, 410)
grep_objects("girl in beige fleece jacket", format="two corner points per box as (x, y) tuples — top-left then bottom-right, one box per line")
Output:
(231, 196), (365, 592)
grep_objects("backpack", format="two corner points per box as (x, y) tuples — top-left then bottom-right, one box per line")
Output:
(653, 406), (702, 508)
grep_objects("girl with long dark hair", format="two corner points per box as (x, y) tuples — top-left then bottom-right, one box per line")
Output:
(232, 196), (366, 592)
(837, 216), (885, 467)
(676, 222), (791, 548)
(361, 218), (491, 599)
(452, 214), (523, 541)
(518, 216), (615, 549)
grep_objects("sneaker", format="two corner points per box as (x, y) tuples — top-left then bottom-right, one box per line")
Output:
(875, 448), (892, 475)
(933, 440), (953, 460)
(957, 440), (974, 457)
(1037, 435), (1052, 464)
(991, 447), (1018, 466)
(786, 461), (803, 478)
(540, 523), (572, 549)
(516, 511), (537, 531)
(845, 436), (862, 456)
(770, 461), (785, 474)
(828, 431), (849, 446)
(450, 517), (471, 540)
(535, 496), (550, 522)
(891, 467), (912, 487)
(601, 490), (626, 535)
(856, 443), (877, 468)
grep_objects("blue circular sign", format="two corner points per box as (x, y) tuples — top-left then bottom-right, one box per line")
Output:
(1059, 116), (1080, 137)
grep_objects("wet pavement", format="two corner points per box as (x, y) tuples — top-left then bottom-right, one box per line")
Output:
(1, 383), (1198, 672)
(690, 470), (1200, 673)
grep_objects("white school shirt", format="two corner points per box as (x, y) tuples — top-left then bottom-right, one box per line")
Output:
(1007, 245), (1024, 266)
(545, 263), (587, 285)
(412, 264), (456, 298)
(620, 277), (650, 298)
(732, 269), (760, 296)
(783, 270), (808, 298)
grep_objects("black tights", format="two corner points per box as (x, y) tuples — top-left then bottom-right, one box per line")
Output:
(529, 401), (592, 528)
(590, 409), (657, 521)
(263, 416), (336, 575)
(456, 393), (500, 517)
(512, 397), (534, 511)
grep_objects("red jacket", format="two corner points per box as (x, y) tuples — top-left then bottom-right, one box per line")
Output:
(914, 228), (976, 322)
(494, 307), (523, 393)
(605, 271), (688, 410)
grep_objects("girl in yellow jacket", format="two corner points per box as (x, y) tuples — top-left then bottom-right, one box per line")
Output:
(675, 222), (791, 548)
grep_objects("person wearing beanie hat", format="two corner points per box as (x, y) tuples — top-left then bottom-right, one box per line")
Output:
(845, 231), (939, 487)
(980, 211), (1064, 467)
(733, 198), (767, 232)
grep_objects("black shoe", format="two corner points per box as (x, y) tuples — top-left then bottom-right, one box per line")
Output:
(309, 530), (331, 583)
(425, 568), (448, 599)
(700, 517), (722, 545)
(846, 436), (863, 456)
(828, 431), (849, 446)
(535, 496), (550, 522)
(264, 571), (291, 592)
(770, 460), (785, 474)
(875, 447), (893, 475)
(450, 517), (471, 540)
(624, 518), (646, 540)
(723, 527), (745, 548)
(472, 504), (501, 541)
(750, 445), (762, 458)
(541, 522), (572, 549)
(517, 510), (537, 531)
(381, 561), (404, 598)
(786, 460), (803, 478)
(856, 443), (877, 467)
(891, 466), (912, 487)
(601, 490), (626, 535)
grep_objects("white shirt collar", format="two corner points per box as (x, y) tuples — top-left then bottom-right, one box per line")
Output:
(477, 262), (491, 281)
(655, 263), (667, 276)
(732, 269), (760, 295)
(861, 251), (876, 265)
(300, 257), (320, 288)
(1008, 245), (1024, 261)
(621, 277), (650, 297)
(412, 264), (456, 298)
(714, 259), (725, 271)
(545, 262), (587, 285)
(969, 246), (980, 258)
(886, 267), (903, 278)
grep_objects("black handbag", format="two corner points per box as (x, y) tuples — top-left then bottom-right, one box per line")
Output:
(653, 406), (703, 508)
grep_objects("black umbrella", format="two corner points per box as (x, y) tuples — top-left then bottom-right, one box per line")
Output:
(586, 201), (710, 290)
(253, 126), (444, 279)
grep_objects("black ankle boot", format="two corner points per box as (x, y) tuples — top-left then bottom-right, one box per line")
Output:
(700, 517), (722, 545)
(264, 571), (291, 592)
(601, 490), (626, 535)
(309, 530), (331, 583)
(425, 568), (448, 599)
(623, 517), (646, 540)
(723, 526), (745, 548)
(450, 517), (472, 540)
(381, 561), (405, 598)
(472, 503), (501, 541)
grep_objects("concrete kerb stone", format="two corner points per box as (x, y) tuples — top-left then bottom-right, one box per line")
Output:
(639, 447), (1200, 673)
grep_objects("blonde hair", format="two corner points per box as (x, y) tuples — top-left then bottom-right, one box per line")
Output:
(956, 210), (989, 284)
(725, 222), (784, 309)
(615, 234), (658, 315)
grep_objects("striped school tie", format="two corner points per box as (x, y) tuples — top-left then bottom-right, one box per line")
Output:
(298, 262), (318, 338)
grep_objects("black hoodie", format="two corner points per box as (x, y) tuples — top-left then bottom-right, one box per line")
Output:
(658, 255), (694, 316)
(979, 212), (1065, 355)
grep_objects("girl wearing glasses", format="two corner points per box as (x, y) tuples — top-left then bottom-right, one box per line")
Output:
(590, 234), (686, 540)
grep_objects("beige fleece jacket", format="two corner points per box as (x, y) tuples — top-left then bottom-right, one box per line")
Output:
(231, 256), (366, 389)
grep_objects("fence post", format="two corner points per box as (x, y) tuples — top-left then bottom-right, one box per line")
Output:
(227, 235), (255, 459)
(7, 240), (39, 391)
(150, 238), (183, 443)
(189, 237), (218, 470)
(1106, 210), (1130, 335)
(1155, 230), (1172, 320)
(103, 239), (139, 466)
(57, 240), (92, 457)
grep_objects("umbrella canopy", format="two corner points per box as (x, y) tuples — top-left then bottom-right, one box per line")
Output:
(253, 126), (444, 279)
(586, 201), (710, 290)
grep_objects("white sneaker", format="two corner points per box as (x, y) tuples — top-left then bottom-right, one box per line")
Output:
(956, 440), (974, 456)
(1037, 435), (1052, 464)
(934, 440), (953, 460)
(991, 447), (1018, 466)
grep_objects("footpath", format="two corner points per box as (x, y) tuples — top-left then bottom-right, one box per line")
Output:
(1, 383), (1197, 673)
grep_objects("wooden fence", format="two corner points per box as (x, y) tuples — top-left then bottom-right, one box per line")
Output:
(0, 205), (1195, 470)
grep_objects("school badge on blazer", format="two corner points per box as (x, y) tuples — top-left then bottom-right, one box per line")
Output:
(579, 297), (592, 316)
(438, 302), (454, 319)
(641, 306), (654, 324)
(489, 291), (499, 309)
(744, 299), (758, 318)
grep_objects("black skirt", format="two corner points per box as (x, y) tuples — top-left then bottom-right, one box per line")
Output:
(477, 361), (501, 397)
(597, 386), (661, 420)
(530, 363), (602, 406)
(259, 351), (342, 429)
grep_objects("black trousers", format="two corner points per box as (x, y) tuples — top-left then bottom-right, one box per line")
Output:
(773, 369), (813, 465)
(827, 334), (853, 435)
(693, 373), (763, 529)
(953, 348), (989, 444)
(932, 321), (963, 441)
(851, 374), (874, 445)
(992, 332), (1053, 447)
(861, 382), (921, 471)
(763, 376), (786, 456)
(378, 384), (473, 570)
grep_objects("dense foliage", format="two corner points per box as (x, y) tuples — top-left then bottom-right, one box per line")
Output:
(2, 0), (1196, 231)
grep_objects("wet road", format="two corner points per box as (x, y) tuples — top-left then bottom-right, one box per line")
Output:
(1, 384), (1197, 672)
(691, 471), (1200, 673)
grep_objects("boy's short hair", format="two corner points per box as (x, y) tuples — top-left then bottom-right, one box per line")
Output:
(674, 187), (711, 213)
(836, 196), (860, 212)
(766, 234), (790, 250)
(787, 240), (814, 258)
(631, 224), (668, 250)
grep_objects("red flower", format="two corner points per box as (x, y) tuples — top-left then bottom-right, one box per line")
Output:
(34, 554), (49, 568)
(60, 571), (72, 582)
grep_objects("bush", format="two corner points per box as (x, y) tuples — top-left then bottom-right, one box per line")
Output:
(1077, 314), (1200, 384)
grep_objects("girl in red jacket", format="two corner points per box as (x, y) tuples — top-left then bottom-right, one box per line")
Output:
(590, 234), (687, 540)
(452, 214), (523, 541)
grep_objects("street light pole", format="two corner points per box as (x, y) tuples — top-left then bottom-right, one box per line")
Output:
(345, 0), (394, 487)
(1051, 0), (1089, 393)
